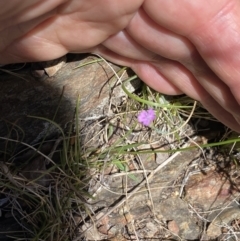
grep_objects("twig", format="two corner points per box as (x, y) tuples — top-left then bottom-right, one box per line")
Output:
(74, 137), (197, 240)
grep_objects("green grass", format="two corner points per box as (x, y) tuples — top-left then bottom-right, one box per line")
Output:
(1, 56), (240, 240)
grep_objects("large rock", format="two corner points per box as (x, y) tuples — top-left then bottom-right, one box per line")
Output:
(0, 55), (140, 152)
(0, 55), (141, 241)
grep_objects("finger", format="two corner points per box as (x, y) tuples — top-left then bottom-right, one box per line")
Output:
(0, 0), (144, 64)
(0, 0), (67, 30)
(102, 25), (240, 120)
(126, 8), (195, 61)
(143, 0), (230, 36)
(0, 10), (60, 60)
(94, 45), (182, 95)
(102, 31), (156, 61)
(96, 45), (240, 132)
(150, 60), (240, 132)
(143, 0), (240, 105)
(189, 3), (240, 107)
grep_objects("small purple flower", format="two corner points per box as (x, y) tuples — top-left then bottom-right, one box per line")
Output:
(137, 108), (156, 126)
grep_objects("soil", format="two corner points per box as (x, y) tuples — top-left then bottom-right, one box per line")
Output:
(0, 55), (240, 241)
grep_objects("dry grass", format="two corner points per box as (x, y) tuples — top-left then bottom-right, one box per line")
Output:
(1, 57), (240, 241)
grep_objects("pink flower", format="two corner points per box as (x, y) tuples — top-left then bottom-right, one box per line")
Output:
(137, 108), (156, 126)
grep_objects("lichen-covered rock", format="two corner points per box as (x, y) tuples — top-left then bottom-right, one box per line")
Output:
(159, 197), (200, 240)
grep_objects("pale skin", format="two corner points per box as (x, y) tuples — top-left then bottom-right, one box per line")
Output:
(1, 0), (240, 132)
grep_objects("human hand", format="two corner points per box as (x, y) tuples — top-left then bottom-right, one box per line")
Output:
(96, 0), (240, 132)
(0, 0), (143, 63)
(1, 0), (240, 132)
